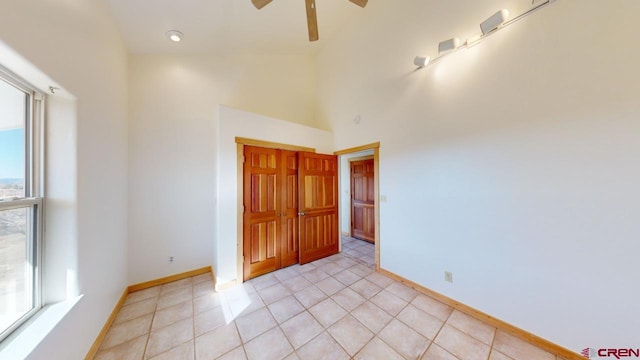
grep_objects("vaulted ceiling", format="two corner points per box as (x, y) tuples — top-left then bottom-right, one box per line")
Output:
(103, 0), (367, 54)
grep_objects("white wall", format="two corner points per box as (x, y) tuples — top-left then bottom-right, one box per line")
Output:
(128, 54), (323, 284)
(215, 106), (333, 286)
(0, 0), (128, 358)
(317, 0), (640, 352)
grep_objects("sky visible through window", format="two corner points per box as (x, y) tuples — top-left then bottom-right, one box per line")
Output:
(0, 129), (24, 180)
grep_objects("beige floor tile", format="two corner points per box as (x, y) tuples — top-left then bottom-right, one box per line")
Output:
(194, 292), (221, 314)
(378, 319), (429, 359)
(114, 298), (158, 325)
(349, 264), (374, 277)
(351, 301), (393, 334)
(282, 275), (313, 293)
(194, 305), (227, 337)
(302, 268), (331, 283)
(317, 262), (345, 275)
(296, 332), (350, 360)
(332, 287), (366, 312)
(365, 272), (395, 288)
(101, 313), (153, 350)
(145, 317), (193, 358)
(222, 292), (265, 319)
(281, 311), (324, 349)
(447, 310), (496, 345)
(256, 283), (291, 305)
(195, 323), (242, 359)
(333, 269), (362, 286)
(397, 304), (444, 340)
(385, 282), (419, 302)
(354, 337), (404, 360)
(235, 307), (277, 343)
(350, 279), (382, 299)
(297, 263), (317, 273)
(124, 287), (161, 306)
(492, 331), (555, 360)
(160, 278), (192, 295)
(434, 325), (490, 360)
(421, 344), (459, 360)
(274, 266), (300, 283)
(308, 298), (347, 328)
(148, 340), (194, 360)
(191, 272), (213, 285)
(250, 273), (279, 291)
(328, 314), (374, 356)
(370, 290), (408, 316)
(152, 300), (193, 330)
(283, 352), (301, 360)
(193, 280), (215, 298)
(334, 257), (357, 268)
(294, 286), (328, 308)
(218, 346), (248, 360)
(94, 335), (147, 360)
(315, 276), (346, 296)
(489, 349), (513, 360)
(157, 287), (193, 310)
(244, 327), (294, 360)
(411, 295), (453, 322)
(268, 295), (305, 323)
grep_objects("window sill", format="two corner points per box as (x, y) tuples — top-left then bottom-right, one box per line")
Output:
(0, 295), (83, 360)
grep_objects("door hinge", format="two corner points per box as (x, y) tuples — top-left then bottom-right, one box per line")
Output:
(242, 155), (246, 163)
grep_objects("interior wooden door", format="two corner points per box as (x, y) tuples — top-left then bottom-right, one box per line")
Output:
(243, 146), (281, 280)
(298, 152), (339, 264)
(280, 150), (299, 268)
(351, 158), (375, 243)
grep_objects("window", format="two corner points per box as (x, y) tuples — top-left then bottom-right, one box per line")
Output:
(0, 69), (43, 342)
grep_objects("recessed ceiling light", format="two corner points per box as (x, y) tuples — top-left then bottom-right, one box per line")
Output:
(166, 30), (184, 42)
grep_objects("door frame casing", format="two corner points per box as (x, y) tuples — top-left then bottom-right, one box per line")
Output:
(335, 142), (381, 271)
(235, 137), (316, 284)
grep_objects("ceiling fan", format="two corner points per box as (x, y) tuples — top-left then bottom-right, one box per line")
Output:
(252, 0), (368, 42)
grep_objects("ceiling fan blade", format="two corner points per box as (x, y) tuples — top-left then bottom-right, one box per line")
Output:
(348, 0), (368, 7)
(305, 0), (319, 41)
(251, 0), (273, 9)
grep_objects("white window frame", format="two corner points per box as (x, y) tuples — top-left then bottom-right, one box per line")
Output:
(0, 67), (44, 343)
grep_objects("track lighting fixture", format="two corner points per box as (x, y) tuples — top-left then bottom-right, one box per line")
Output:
(412, 0), (556, 69)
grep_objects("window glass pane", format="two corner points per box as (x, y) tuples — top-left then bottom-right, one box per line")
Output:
(0, 207), (34, 331)
(0, 79), (26, 200)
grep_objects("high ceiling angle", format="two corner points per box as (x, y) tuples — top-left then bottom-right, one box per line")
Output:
(252, 0), (367, 41)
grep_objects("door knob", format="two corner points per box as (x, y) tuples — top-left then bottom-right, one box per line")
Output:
(298, 212), (306, 216)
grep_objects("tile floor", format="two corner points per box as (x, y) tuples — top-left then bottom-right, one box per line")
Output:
(95, 237), (567, 360)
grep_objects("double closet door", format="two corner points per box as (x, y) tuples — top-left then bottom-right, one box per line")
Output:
(243, 145), (339, 281)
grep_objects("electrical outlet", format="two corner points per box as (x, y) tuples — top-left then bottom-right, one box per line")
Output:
(169, 256), (174, 263)
(444, 271), (453, 283)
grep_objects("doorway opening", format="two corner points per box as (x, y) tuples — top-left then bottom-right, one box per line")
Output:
(335, 142), (380, 271)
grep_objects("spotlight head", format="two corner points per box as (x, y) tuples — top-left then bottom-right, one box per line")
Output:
(413, 56), (430, 68)
(480, 9), (509, 35)
(438, 38), (460, 54)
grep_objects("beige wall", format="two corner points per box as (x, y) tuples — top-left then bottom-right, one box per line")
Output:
(0, 0), (129, 358)
(317, 0), (640, 351)
(128, 53), (321, 284)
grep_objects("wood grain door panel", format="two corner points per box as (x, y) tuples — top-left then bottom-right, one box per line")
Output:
(351, 159), (375, 242)
(299, 152), (339, 264)
(243, 146), (282, 280)
(280, 150), (299, 268)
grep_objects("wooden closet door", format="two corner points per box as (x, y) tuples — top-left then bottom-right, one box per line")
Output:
(280, 150), (299, 268)
(298, 152), (339, 264)
(351, 158), (375, 242)
(243, 146), (281, 280)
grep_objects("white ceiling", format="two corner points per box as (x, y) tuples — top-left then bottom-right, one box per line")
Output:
(103, 0), (367, 55)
